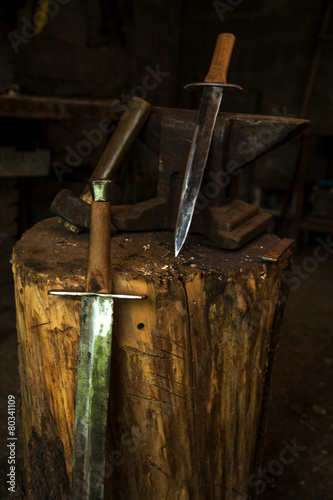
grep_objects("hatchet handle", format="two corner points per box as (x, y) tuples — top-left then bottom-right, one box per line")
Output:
(81, 96), (152, 203)
(204, 33), (235, 84)
(63, 96), (151, 233)
(86, 180), (112, 293)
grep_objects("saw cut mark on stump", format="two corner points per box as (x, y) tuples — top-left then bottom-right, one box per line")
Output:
(12, 217), (291, 499)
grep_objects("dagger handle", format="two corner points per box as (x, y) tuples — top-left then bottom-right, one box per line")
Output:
(204, 33), (235, 84)
(86, 180), (112, 293)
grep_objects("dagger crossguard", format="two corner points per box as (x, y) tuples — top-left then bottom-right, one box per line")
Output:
(184, 82), (243, 91)
(48, 290), (148, 300)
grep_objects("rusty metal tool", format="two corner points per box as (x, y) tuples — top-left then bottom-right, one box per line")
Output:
(51, 96), (152, 232)
(174, 33), (242, 256)
(49, 180), (147, 499)
(261, 238), (295, 262)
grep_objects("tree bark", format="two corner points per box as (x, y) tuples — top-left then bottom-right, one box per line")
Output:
(12, 217), (291, 499)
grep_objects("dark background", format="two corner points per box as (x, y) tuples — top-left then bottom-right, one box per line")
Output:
(0, 0), (332, 234)
(0, 1), (332, 499)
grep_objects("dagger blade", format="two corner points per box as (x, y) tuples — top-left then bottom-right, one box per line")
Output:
(71, 294), (113, 499)
(174, 85), (223, 257)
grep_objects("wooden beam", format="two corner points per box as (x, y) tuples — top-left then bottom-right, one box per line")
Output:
(0, 95), (124, 121)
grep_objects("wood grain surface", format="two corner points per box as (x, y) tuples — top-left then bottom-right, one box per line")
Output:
(12, 217), (291, 499)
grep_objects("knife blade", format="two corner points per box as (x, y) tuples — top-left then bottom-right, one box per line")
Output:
(174, 33), (241, 256)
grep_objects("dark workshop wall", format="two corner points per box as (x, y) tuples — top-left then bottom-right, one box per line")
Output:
(5, 0), (331, 115)
(0, 0), (332, 234)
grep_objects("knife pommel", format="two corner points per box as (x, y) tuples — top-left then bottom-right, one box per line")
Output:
(86, 179), (112, 293)
(204, 33), (235, 84)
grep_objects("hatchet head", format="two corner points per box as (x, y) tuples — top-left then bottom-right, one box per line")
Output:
(51, 189), (91, 232)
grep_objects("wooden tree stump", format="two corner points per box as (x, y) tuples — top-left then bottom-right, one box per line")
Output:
(12, 217), (291, 499)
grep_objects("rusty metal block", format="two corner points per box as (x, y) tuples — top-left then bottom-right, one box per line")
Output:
(112, 107), (308, 249)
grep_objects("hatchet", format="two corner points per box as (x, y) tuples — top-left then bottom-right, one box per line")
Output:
(51, 96), (152, 232)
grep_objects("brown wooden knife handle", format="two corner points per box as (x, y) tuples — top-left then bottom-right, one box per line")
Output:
(85, 180), (112, 293)
(204, 33), (235, 84)
(81, 96), (152, 203)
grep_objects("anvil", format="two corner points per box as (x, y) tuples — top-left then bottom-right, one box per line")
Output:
(112, 107), (308, 249)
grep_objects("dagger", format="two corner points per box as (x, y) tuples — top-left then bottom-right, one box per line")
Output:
(174, 33), (242, 257)
(49, 179), (147, 499)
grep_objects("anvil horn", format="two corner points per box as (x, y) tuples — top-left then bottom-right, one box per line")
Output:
(224, 113), (308, 169)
